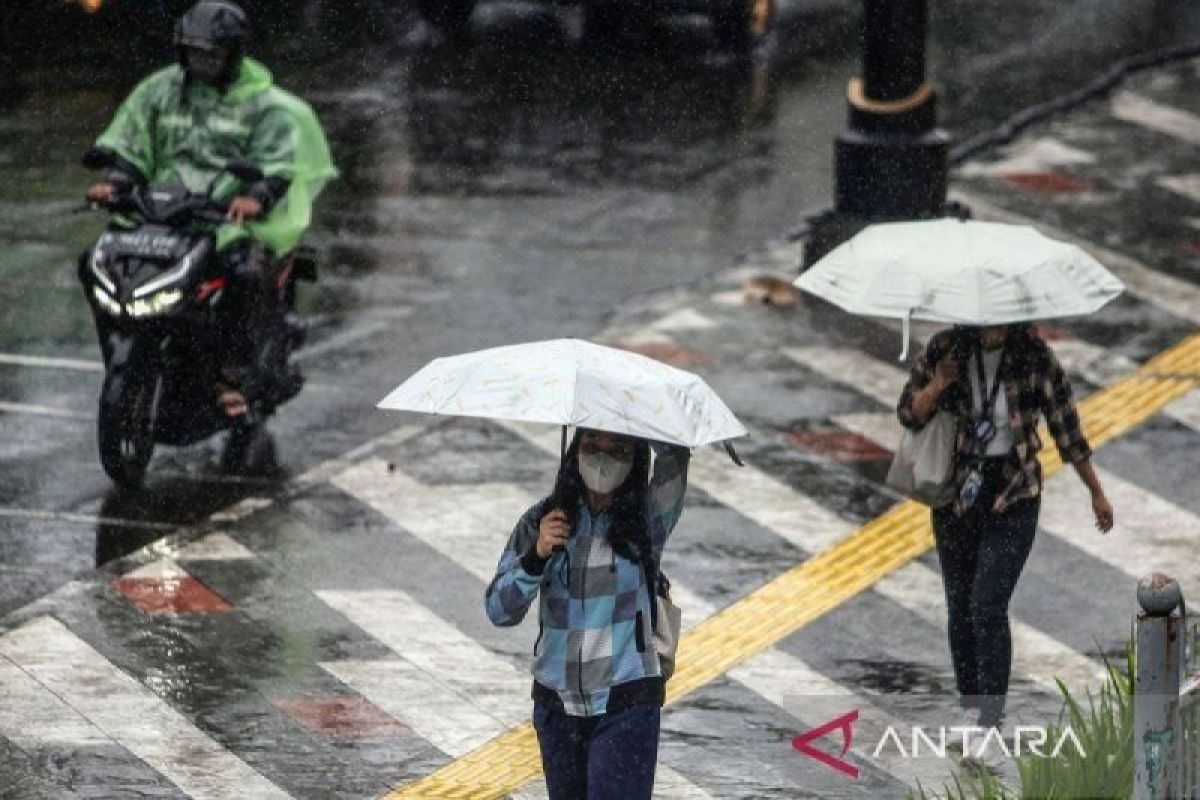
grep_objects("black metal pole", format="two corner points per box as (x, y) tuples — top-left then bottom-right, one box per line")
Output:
(803, 0), (951, 266)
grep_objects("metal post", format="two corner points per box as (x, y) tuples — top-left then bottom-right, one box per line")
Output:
(1135, 573), (1184, 800)
(803, 0), (951, 267)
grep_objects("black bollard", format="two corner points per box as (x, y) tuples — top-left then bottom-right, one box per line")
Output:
(804, 0), (951, 266)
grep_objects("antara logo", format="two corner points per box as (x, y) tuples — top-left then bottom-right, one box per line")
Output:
(792, 710), (860, 779)
(792, 710), (1088, 779)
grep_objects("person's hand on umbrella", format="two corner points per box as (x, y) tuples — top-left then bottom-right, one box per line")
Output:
(536, 509), (572, 558)
(933, 356), (960, 391)
(1092, 492), (1114, 533)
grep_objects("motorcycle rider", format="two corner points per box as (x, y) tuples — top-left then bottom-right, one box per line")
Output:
(85, 0), (336, 427)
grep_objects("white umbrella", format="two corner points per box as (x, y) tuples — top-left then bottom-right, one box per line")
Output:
(377, 338), (747, 453)
(794, 218), (1125, 357)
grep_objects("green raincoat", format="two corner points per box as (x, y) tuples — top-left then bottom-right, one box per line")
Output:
(96, 58), (337, 255)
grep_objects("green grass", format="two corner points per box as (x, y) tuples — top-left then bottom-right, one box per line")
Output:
(909, 649), (1134, 800)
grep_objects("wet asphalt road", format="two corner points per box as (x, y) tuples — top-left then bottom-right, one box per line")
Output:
(2, 0), (1195, 616)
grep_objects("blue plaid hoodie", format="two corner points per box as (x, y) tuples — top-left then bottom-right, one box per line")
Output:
(485, 444), (689, 717)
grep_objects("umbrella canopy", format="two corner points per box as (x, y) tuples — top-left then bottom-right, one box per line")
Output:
(795, 219), (1124, 325)
(377, 339), (747, 449)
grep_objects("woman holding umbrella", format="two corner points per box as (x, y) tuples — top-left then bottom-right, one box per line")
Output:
(897, 322), (1115, 728)
(486, 428), (689, 799)
(797, 219), (1125, 730)
(380, 338), (744, 797)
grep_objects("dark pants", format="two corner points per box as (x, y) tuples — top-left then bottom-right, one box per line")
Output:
(533, 701), (661, 800)
(932, 459), (1040, 725)
(215, 240), (287, 406)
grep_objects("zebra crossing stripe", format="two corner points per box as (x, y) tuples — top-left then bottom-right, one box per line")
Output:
(0, 352), (102, 372)
(387, 332), (1200, 800)
(0, 654), (111, 748)
(0, 617), (293, 800)
(1158, 174), (1200, 204)
(1112, 92), (1200, 147)
(951, 189), (1200, 328)
(0, 401), (93, 421)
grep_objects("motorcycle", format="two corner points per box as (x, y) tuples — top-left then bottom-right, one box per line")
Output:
(78, 147), (315, 487)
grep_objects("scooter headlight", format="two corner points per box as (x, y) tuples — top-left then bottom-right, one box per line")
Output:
(126, 289), (183, 318)
(92, 285), (122, 316)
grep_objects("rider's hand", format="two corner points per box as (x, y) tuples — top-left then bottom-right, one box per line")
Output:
(85, 182), (116, 205)
(226, 195), (264, 224)
(535, 509), (571, 558)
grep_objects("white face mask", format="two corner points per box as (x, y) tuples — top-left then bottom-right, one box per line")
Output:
(578, 450), (633, 495)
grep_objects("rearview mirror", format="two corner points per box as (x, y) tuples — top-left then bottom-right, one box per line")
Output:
(226, 160), (264, 184)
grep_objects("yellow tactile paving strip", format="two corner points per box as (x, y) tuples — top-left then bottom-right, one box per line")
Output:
(386, 333), (1200, 800)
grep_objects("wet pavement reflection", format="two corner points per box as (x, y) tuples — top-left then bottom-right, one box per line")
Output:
(0, 2), (1199, 795)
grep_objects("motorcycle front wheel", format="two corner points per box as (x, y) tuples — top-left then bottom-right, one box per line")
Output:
(98, 356), (162, 488)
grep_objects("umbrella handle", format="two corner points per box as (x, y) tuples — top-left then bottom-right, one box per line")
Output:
(899, 312), (913, 362)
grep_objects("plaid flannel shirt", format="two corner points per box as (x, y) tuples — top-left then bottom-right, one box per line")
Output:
(485, 443), (689, 717)
(897, 329), (1092, 515)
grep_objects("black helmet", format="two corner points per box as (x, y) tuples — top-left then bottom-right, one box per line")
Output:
(174, 1), (249, 84)
(174, 1), (249, 51)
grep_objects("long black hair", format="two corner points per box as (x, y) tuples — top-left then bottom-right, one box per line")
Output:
(947, 323), (1043, 364)
(545, 429), (652, 563)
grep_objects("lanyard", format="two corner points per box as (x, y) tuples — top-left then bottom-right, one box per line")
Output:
(974, 340), (1004, 422)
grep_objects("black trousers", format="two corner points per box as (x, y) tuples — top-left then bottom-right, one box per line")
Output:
(533, 701), (660, 800)
(932, 458), (1040, 724)
(215, 239), (286, 405)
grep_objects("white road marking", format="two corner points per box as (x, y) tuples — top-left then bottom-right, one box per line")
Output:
(1112, 92), (1200, 147)
(331, 459), (531, 585)
(1038, 462), (1200, 591)
(0, 401), (93, 420)
(1158, 174), (1200, 204)
(957, 137), (1095, 177)
(208, 424), (426, 525)
(0, 507), (175, 530)
(648, 309), (719, 333)
(1164, 391), (1200, 434)
(0, 353), (102, 372)
(176, 532), (257, 561)
(951, 190), (1200, 328)
(833, 411), (903, 453)
(293, 312), (410, 363)
(0, 617), (293, 800)
(783, 346), (906, 415)
(0, 655), (111, 747)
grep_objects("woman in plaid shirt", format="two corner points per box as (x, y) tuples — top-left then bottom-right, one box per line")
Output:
(486, 428), (689, 800)
(898, 324), (1114, 729)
